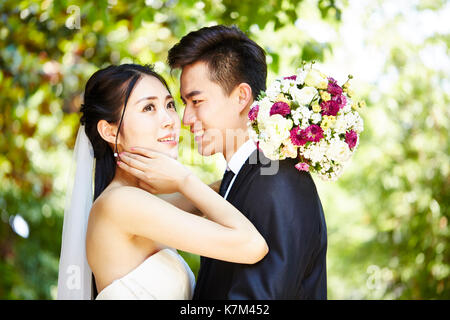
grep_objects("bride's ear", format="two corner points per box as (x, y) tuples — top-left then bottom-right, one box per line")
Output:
(97, 120), (117, 145)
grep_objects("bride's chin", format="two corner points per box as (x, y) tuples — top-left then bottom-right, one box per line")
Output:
(164, 148), (179, 159)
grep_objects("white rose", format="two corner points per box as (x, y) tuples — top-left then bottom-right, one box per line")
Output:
(258, 140), (281, 160)
(304, 69), (328, 89)
(328, 139), (351, 163)
(290, 86), (318, 106)
(264, 114), (293, 143)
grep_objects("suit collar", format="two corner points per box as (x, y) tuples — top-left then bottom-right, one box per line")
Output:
(227, 139), (257, 175)
(226, 148), (270, 202)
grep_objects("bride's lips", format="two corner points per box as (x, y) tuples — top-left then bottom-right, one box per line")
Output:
(157, 133), (178, 146)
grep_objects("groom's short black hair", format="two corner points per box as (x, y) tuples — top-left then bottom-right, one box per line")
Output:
(167, 25), (267, 100)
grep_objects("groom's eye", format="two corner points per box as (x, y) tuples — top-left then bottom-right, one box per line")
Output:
(192, 100), (201, 106)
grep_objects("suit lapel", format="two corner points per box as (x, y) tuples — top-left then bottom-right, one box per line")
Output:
(226, 149), (266, 203)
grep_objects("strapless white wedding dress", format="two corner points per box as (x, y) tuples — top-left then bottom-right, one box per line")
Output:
(96, 248), (195, 300)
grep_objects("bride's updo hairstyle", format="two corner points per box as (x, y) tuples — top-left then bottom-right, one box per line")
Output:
(80, 64), (171, 200)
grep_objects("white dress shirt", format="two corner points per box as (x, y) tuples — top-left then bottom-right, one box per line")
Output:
(223, 139), (257, 199)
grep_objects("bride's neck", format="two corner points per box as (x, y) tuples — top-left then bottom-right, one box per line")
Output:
(111, 167), (140, 188)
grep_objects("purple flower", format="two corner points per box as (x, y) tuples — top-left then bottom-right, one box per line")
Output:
(295, 162), (310, 172)
(248, 105), (259, 121)
(345, 130), (358, 150)
(328, 77), (343, 96)
(270, 101), (291, 117)
(320, 100), (340, 116)
(332, 94), (347, 109)
(283, 75), (297, 80)
(290, 126), (308, 146)
(304, 124), (324, 142)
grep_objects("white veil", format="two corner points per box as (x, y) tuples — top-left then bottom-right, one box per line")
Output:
(57, 125), (95, 300)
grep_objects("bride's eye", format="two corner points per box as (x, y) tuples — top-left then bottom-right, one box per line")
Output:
(143, 104), (155, 112)
(167, 101), (177, 110)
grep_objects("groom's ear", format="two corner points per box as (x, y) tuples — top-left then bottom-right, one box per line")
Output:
(97, 120), (117, 145)
(233, 83), (253, 114)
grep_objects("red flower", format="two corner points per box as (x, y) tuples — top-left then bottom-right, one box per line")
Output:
(270, 101), (291, 117)
(328, 77), (343, 96)
(345, 130), (358, 149)
(332, 94), (347, 109)
(290, 126), (308, 146)
(304, 125), (324, 142)
(320, 100), (340, 116)
(248, 105), (259, 121)
(283, 75), (297, 80)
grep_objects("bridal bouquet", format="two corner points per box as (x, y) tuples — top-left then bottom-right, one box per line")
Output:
(248, 63), (365, 181)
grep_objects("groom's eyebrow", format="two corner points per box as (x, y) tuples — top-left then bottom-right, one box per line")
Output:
(185, 90), (202, 99)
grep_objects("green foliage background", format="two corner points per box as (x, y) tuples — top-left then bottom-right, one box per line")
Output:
(0, 0), (448, 299)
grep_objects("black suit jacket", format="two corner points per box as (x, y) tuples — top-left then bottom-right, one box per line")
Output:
(193, 149), (327, 300)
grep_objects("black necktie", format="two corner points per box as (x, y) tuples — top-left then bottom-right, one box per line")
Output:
(219, 169), (235, 197)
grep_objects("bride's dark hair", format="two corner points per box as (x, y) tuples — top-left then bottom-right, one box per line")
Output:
(80, 64), (171, 200)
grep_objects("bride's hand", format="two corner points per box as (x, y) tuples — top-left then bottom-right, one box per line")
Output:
(117, 147), (192, 194)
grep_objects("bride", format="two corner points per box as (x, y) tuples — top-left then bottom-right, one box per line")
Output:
(57, 64), (268, 300)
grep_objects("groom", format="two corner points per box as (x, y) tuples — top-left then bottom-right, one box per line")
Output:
(168, 25), (327, 299)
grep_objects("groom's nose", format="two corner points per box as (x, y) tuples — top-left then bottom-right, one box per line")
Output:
(182, 104), (196, 128)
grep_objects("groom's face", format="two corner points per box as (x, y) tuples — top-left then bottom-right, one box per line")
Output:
(180, 61), (241, 157)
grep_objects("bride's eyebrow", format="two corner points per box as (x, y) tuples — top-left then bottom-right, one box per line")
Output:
(136, 95), (173, 104)
(135, 96), (158, 104)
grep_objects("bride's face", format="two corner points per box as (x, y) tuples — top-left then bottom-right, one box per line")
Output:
(116, 75), (181, 158)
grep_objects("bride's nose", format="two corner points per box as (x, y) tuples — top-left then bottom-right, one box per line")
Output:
(160, 109), (175, 128)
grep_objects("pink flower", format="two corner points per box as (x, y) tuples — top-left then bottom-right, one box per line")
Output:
(304, 124), (324, 142)
(270, 101), (291, 117)
(248, 105), (259, 121)
(290, 126), (308, 146)
(345, 130), (358, 149)
(332, 94), (347, 109)
(320, 100), (340, 116)
(283, 75), (297, 80)
(328, 77), (343, 96)
(295, 162), (310, 172)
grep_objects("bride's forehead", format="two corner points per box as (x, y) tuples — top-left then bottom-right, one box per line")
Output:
(131, 76), (169, 97)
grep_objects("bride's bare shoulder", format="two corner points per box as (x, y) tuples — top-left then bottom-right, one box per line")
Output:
(90, 185), (156, 219)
